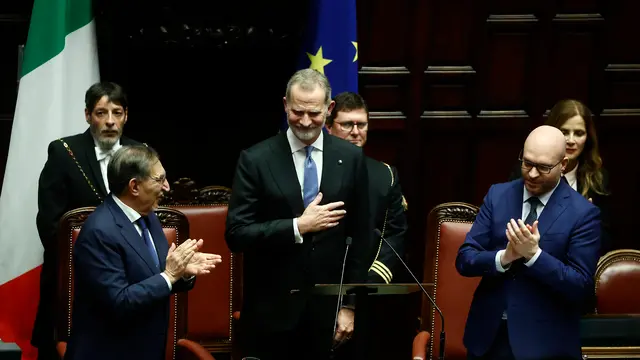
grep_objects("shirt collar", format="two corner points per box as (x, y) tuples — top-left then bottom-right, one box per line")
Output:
(111, 194), (142, 224)
(523, 178), (561, 206)
(563, 162), (579, 189)
(286, 127), (324, 154)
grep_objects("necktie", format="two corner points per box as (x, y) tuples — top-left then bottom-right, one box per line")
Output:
(525, 197), (541, 225)
(136, 216), (160, 268)
(302, 146), (318, 207)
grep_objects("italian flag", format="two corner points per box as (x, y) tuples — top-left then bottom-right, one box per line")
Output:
(0, 0), (99, 358)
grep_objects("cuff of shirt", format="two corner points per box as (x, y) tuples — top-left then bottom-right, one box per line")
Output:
(160, 272), (172, 290)
(293, 218), (304, 244)
(495, 250), (510, 272)
(524, 248), (542, 267)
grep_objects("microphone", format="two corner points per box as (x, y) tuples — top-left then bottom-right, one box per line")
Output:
(332, 236), (352, 352)
(374, 228), (446, 360)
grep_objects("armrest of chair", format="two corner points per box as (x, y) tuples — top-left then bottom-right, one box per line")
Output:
(176, 339), (216, 360)
(412, 331), (431, 360)
(56, 341), (67, 358)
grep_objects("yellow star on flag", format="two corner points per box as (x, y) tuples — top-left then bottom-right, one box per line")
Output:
(307, 47), (333, 74)
(351, 41), (358, 62)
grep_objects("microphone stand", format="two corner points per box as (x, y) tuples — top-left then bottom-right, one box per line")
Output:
(374, 229), (446, 360)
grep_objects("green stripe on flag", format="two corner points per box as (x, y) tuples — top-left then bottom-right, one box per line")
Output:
(21, 0), (93, 78)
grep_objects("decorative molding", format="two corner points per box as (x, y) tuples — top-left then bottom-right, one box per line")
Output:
(161, 178), (231, 205)
(359, 66), (410, 75)
(553, 13), (604, 22)
(478, 110), (528, 118)
(605, 64), (640, 72)
(600, 109), (640, 117)
(425, 66), (475, 75)
(370, 111), (406, 120)
(431, 202), (479, 223)
(155, 208), (186, 228)
(62, 207), (95, 227)
(200, 185), (232, 204)
(421, 111), (471, 119)
(0, 14), (27, 23)
(487, 14), (538, 23)
(125, 24), (300, 49)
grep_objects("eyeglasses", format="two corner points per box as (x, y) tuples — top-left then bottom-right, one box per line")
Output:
(336, 121), (368, 132)
(150, 174), (166, 184)
(518, 150), (562, 174)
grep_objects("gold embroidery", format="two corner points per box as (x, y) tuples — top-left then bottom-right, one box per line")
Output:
(58, 139), (103, 202)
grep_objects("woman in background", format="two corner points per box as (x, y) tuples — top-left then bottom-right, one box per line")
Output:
(511, 99), (612, 254)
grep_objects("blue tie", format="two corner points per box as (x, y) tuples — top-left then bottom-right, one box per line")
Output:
(302, 146), (318, 207)
(137, 216), (160, 268)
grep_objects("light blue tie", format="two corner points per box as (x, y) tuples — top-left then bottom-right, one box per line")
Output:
(303, 146), (318, 207)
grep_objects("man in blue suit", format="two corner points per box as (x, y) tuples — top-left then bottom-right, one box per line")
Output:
(64, 145), (222, 360)
(456, 125), (601, 360)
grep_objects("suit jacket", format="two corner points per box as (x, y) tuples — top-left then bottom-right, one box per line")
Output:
(365, 157), (408, 284)
(508, 162), (612, 254)
(456, 178), (601, 360)
(64, 196), (194, 360)
(225, 132), (372, 332)
(33, 129), (140, 346)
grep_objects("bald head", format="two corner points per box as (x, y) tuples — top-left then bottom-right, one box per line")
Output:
(524, 125), (566, 163)
(521, 125), (568, 196)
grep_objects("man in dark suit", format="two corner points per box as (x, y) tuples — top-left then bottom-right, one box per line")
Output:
(65, 145), (221, 360)
(33, 82), (142, 359)
(456, 125), (601, 360)
(326, 91), (408, 284)
(225, 69), (372, 360)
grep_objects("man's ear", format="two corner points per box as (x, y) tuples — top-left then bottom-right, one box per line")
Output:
(128, 178), (140, 196)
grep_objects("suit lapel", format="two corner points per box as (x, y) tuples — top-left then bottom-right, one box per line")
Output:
(82, 130), (108, 197)
(537, 180), (569, 238)
(106, 197), (158, 274)
(268, 133), (305, 216)
(319, 135), (344, 199)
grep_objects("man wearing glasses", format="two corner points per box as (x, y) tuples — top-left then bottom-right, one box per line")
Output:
(456, 125), (601, 360)
(325, 92), (408, 285)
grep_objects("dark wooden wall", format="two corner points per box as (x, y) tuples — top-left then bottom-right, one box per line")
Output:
(1, 0), (639, 357)
(358, 0), (640, 279)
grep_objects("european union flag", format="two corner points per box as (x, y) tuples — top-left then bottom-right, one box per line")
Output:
(281, 0), (358, 131)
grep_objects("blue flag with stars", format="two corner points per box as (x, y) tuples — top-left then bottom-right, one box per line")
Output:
(281, 0), (358, 131)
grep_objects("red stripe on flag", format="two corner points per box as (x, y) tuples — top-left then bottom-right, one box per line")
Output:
(0, 265), (41, 360)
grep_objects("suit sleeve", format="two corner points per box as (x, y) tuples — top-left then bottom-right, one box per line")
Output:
(74, 227), (172, 320)
(346, 150), (373, 285)
(225, 150), (297, 253)
(524, 206), (601, 303)
(36, 140), (69, 250)
(368, 166), (407, 284)
(455, 185), (501, 277)
(172, 277), (196, 293)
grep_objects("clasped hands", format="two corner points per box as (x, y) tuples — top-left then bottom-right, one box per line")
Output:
(163, 239), (222, 283)
(501, 219), (541, 266)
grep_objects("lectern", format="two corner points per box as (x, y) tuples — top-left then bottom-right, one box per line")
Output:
(312, 283), (434, 359)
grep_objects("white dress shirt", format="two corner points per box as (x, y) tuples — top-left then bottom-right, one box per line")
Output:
(564, 163), (578, 191)
(286, 128), (324, 244)
(111, 194), (173, 290)
(94, 139), (122, 193)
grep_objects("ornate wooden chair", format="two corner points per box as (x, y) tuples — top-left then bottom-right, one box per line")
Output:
(161, 178), (242, 355)
(54, 206), (215, 360)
